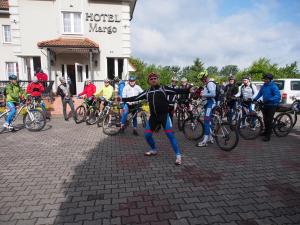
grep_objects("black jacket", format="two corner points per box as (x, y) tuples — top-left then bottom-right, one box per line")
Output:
(122, 85), (189, 115)
(224, 84), (239, 100)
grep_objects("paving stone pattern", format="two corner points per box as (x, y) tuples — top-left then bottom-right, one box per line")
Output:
(0, 117), (299, 225)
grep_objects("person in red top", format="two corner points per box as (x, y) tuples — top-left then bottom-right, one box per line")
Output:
(26, 77), (48, 118)
(36, 69), (48, 87)
(77, 79), (96, 99)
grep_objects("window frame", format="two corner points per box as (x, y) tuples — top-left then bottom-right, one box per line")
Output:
(5, 62), (19, 79)
(290, 81), (300, 91)
(61, 11), (83, 35)
(2, 25), (12, 44)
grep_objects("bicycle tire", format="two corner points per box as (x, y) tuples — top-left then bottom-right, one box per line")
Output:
(23, 110), (46, 132)
(214, 122), (239, 151)
(86, 110), (98, 125)
(97, 111), (106, 127)
(75, 105), (86, 124)
(178, 111), (187, 131)
(273, 112), (293, 137)
(0, 113), (7, 134)
(102, 113), (121, 136)
(237, 114), (263, 140)
(141, 112), (147, 128)
(183, 116), (204, 140)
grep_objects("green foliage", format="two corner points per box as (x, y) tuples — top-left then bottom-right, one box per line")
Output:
(129, 57), (300, 89)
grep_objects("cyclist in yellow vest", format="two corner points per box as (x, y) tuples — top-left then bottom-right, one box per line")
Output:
(96, 78), (114, 113)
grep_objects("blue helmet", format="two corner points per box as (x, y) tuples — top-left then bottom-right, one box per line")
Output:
(8, 74), (17, 80)
(129, 76), (136, 81)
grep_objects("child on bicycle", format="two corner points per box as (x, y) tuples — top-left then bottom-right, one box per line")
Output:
(3, 74), (26, 129)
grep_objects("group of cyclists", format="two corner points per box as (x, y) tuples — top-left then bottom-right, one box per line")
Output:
(2, 69), (296, 165)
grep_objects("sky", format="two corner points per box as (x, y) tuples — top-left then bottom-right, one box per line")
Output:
(131, 0), (300, 69)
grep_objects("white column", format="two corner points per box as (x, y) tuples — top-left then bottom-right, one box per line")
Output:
(17, 57), (24, 80)
(114, 58), (118, 78)
(30, 57), (34, 80)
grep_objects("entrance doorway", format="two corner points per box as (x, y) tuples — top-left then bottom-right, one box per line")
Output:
(67, 65), (76, 95)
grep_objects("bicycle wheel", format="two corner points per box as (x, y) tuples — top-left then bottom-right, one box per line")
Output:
(141, 112), (147, 128)
(23, 110), (46, 132)
(291, 101), (299, 128)
(97, 111), (105, 127)
(237, 114), (263, 140)
(86, 109), (98, 125)
(75, 105), (86, 124)
(0, 113), (7, 133)
(102, 112), (121, 136)
(212, 106), (223, 120)
(273, 112), (293, 137)
(214, 122), (239, 151)
(178, 111), (188, 131)
(183, 116), (204, 140)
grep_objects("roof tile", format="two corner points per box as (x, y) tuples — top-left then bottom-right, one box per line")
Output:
(0, 0), (9, 9)
(37, 38), (99, 49)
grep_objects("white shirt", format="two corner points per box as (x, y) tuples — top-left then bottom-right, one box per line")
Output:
(202, 81), (216, 98)
(122, 84), (143, 98)
(235, 84), (258, 100)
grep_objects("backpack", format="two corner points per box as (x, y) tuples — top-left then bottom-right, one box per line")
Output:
(206, 81), (222, 101)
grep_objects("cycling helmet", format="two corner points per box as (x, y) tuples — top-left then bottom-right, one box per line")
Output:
(129, 75), (136, 81)
(114, 76), (120, 82)
(8, 74), (17, 80)
(59, 77), (65, 82)
(262, 73), (273, 80)
(228, 75), (236, 81)
(148, 72), (158, 80)
(243, 76), (251, 81)
(199, 70), (208, 80)
(181, 77), (187, 82)
(104, 78), (110, 83)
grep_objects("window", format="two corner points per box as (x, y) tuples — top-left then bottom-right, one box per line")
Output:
(2, 25), (11, 43)
(274, 80), (284, 90)
(291, 81), (300, 90)
(6, 62), (19, 78)
(62, 12), (82, 34)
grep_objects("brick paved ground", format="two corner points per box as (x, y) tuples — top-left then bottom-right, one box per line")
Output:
(0, 117), (299, 225)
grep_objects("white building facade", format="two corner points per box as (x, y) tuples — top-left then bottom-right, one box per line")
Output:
(0, 0), (136, 94)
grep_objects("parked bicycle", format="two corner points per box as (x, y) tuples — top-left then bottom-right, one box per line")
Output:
(75, 96), (101, 125)
(0, 99), (46, 133)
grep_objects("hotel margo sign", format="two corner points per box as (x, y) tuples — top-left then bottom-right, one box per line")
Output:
(86, 13), (121, 34)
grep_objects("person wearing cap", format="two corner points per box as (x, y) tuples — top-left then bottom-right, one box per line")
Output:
(57, 77), (77, 121)
(235, 76), (258, 126)
(167, 77), (179, 122)
(2, 74), (26, 129)
(253, 73), (281, 141)
(120, 75), (143, 135)
(224, 75), (239, 124)
(26, 76), (48, 118)
(121, 72), (194, 165)
(96, 79), (114, 113)
(196, 70), (217, 147)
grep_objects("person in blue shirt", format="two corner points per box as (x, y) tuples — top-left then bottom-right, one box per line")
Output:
(253, 73), (281, 142)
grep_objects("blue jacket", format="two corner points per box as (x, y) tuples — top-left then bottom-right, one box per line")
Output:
(254, 81), (281, 106)
(118, 80), (125, 97)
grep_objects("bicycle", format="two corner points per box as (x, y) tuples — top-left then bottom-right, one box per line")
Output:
(210, 109), (239, 151)
(75, 96), (101, 125)
(291, 96), (300, 128)
(120, 101), (148, 133)
(97, 99), (122, 135)
(176, 99), (192, 131)
(0, 99), (46, 133)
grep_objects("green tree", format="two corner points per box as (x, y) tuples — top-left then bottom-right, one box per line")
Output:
(220, 65), (239, 77)
(207, 66), (219, 76)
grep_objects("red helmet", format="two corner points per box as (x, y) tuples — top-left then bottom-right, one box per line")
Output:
(148, 72), (158, 80)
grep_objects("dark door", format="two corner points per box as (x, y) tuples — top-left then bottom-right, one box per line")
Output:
(67, 65), (76, 95)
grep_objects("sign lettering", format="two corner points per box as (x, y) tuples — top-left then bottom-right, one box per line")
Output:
(86, 13), (121, 34)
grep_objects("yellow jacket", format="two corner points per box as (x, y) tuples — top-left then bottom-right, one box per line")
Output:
(96, 85), (114, 100)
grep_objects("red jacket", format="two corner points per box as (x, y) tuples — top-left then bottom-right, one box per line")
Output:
(36, 72), (48, 82)
(26, 82), (45, 97)
(79, 83), (96, 98)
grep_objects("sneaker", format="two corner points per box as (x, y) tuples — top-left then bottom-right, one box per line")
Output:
(133, 129), (139, 136)
(144, 150), (158, 156)
(175, 155), (181, 165)
(208, 138), (214, 144)
(3, 123), (13, 130)
(196, 141), (208, 147)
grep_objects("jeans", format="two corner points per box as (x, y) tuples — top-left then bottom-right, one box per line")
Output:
(62, 98), (77, 120)
(121, 104), (138, 128)
(227, 100), (237, 124)
(5, 102), (17, 124)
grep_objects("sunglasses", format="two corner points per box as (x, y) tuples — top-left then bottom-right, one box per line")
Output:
(149, 77), (158, 81)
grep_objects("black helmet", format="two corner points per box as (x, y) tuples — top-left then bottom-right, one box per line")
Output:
(228, 75), (235, 81)
(263, 73), (273, 80)
(9, 74), (17, 80)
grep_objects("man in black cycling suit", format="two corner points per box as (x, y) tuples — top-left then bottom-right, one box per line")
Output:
(122, 72), (194, 165)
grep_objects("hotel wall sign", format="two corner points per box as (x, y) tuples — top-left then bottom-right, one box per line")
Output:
(86, 13), (121, 34)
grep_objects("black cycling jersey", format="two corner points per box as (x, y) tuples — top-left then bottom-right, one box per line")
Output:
(122, 85), (190, 116)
